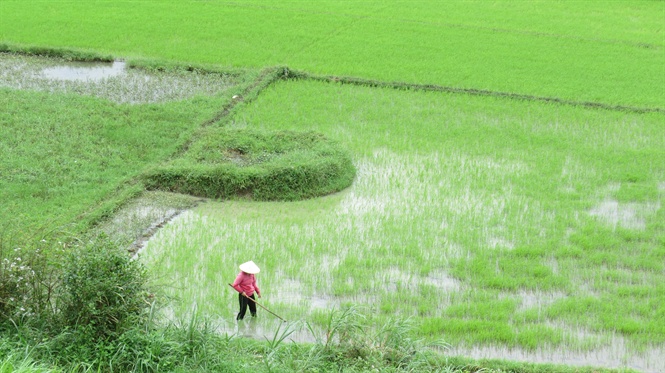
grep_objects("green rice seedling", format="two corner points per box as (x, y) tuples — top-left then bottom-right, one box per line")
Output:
(3, 1), (663, 370)
(1, 2), (662, 107)
(515, 324), (565, 351)
(140, 78), (664, 369)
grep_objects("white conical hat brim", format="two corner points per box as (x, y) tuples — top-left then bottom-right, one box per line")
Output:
(239, 261), (260, 274)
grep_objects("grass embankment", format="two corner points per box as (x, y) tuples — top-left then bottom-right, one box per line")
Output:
(0, 1), (662, 108)
(143, 128), (356, 201)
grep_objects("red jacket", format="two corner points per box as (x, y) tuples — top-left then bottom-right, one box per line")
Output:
(232, 272), (261, 297)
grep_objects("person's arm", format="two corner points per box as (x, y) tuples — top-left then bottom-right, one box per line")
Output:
(253, 276), (261, 298)
(232, 274), (245, 295)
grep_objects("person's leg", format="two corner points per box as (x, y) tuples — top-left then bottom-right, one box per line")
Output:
(248, 294), (257, 317)
(237, 293), (248, 320)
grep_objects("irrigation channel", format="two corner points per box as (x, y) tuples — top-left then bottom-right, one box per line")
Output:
(4, 53), (664, 372)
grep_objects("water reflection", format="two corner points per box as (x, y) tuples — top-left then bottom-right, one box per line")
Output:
(41, 60), (126, 81)
(448, 343), (664, 373)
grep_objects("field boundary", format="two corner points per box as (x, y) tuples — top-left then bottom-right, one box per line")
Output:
(2, 44), (661, 114)
(0, 42), (114, 62)
(68, 67), (289, 234)
(177, 66), (289, 151)
(289, 69), (665, 114)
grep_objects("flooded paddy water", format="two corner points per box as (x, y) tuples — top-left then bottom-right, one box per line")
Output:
(41, 60), (126, 81)
(448, 343), (664, 373)
(136, 151), (664, 372)
(0, 53), (238, 103)
(139, 201), (665, 372)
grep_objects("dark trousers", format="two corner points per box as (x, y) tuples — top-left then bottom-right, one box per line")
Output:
(237, 293), (257, 320)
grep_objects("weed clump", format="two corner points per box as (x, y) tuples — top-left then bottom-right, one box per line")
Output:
(0, 233), (156, 370)
(143, 128), (356, 201)
(60, 237), (150, 340)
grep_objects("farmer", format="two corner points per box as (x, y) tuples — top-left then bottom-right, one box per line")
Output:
(232, 260), (261, 320)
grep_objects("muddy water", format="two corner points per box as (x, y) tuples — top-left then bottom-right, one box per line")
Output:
(0, 53), (237, 103)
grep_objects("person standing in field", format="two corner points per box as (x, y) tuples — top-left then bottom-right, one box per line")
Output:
(232, 261), (261, 320)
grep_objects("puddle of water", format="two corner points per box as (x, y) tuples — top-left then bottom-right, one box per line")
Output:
(516, 290), (566, 311)
(589, 183), (662, 231)
(589, 199), (659, 230)
(423, 270), (462, 291)
(270, 278), (337, 311)
(487, 236), (515, 250)
(0, 53), (238, 104)
(41, 60), (126, 81)
(220, 317), (318, 344)
(378, 267), (461, 294)
(93, 191), (202, 251)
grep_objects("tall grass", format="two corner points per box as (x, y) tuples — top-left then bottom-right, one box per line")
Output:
(1, 1), (662, 107)
(3, 305), (617, 373)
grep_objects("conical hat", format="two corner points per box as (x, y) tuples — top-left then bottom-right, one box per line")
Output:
(239, 260), (260, 274)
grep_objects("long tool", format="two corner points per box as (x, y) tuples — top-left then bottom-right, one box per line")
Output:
(228, 283), (287, 322)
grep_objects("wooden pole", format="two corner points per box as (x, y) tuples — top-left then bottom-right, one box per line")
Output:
(228, 283), (287, 322)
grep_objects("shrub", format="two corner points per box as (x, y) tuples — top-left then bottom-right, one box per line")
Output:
(60, 235), (150, 341)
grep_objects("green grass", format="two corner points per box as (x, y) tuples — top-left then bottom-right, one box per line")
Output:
(0, 88), (230, 232)
(1, 312), (627, 373)
(1, 1), (662, 108)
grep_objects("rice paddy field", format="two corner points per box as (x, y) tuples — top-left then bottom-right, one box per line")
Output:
(1, 1), (664, 372)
